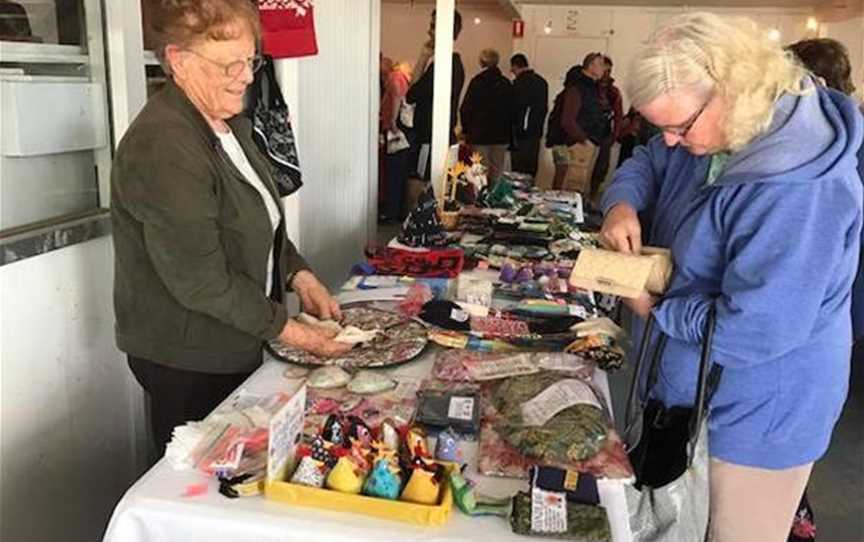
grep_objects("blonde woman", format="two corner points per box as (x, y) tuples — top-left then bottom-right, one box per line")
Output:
(600, 13), (863, 542)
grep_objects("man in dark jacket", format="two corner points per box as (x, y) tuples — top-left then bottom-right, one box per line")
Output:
(546, 53), (609, 195)
(593, 55), (623, 196)
(460, 48), (513, 180)
(509, 53), (548, 178)
(406, 10), (465, 181)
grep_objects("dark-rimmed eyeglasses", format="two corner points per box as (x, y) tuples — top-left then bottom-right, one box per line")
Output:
(183, 49), (264, 79)
(660, 95), (713, 138)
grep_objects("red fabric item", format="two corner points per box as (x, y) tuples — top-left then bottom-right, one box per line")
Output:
(258, 1), (318, 59)
(365, 247), (464, 278)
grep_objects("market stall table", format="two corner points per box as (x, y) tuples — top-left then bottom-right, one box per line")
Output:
(104, 353), (634, 542)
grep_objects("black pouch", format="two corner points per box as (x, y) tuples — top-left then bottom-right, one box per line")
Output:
(415, 389), (481, 435)
(624, 311), (723, 490)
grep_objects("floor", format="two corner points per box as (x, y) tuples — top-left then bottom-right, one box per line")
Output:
(807, 346), (864, 541)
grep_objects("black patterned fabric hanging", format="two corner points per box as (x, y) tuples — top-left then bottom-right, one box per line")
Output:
(398, 186), (447, 248)
(248, 55), (303, 197)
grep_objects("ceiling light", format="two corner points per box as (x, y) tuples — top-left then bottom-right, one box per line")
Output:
(474, 17), (482, 26)
(543, 21), (552, 35)
(806, 17), (819, 32)
(767, 28), (781, 41)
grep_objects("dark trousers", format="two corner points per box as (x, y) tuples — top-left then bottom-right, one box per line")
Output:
(590, 139), (613, 197)
(383, 147), (410, 220)
(511, 137), (541, 178)
(128, 356), (253, 462)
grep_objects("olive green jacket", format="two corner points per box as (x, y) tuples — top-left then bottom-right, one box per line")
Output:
(111, 80), (309, 374)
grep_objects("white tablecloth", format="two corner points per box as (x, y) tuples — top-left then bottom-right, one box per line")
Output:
(104, 354), (634, 542)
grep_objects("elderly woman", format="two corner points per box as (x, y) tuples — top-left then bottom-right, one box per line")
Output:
(112, 0), (349, 456)
(601, 13), (862, 542)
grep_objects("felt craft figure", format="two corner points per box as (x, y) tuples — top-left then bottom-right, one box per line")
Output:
(400, 462), (444, 505)
(310, 435), (337, 468)
(363, 458), (402, 500)
(322, 414), (347, 447)
(347, 416), (373, 449)
(404, 425), (430, 459)
(434, 427), (462, 463)
(449, 468), (512, 516)
(325, 456), (365, 494)
(379, 419), (401, 451)
(291, 456), (327, 488)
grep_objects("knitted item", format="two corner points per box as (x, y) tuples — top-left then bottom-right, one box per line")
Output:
(492, 373), (608, 465)
(509, 491), (611, 540)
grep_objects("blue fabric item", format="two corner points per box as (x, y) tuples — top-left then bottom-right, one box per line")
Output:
(602, 83), (864, 469)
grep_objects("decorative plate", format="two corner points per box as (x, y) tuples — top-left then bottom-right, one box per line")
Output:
(267, 307), (429, 368)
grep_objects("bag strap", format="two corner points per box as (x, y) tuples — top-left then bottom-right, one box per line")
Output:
(624, 307), (722, 460)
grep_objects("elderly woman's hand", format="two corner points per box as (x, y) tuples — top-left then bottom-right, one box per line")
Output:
(600, 203), (642, 255)
(278, 319), (352, 358)
(291, 270), (342, 321)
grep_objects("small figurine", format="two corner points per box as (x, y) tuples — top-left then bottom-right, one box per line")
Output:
(363, 458), (402, 500)
(404, 425), (430, 459)
(434, 427), (462, 463)
(448, 468), (512, 516)
(347, 416), (373, 449)
(322, 414), (347, 447)
(290, 455), (328, 488)
(379, 419), (401, 451)
(310, 435), (337, 468)
(325, 456), (365, 494)
(400, 462), (444, 505)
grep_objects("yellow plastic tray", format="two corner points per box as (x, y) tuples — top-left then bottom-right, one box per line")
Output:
(265, 475), (453, 526)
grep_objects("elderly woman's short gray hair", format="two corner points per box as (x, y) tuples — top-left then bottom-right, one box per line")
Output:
(480, 49), (500, 69)
(147, 0), (261, 74)
(628, 12), (809, 151)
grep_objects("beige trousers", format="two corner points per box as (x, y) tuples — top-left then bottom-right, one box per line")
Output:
(551, 142), (599, 195)
(709, 459), (813, 542)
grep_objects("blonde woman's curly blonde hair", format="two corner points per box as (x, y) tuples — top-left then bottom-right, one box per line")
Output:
(627, 12), (810, 151)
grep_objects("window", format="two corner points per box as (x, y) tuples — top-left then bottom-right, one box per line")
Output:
(0, 0), (110, 236)
(0, 0), (85, 45)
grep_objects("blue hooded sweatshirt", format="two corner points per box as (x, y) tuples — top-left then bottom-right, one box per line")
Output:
(602, 83), (864, 469)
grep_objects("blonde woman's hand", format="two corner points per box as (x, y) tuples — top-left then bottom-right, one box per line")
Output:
(600, 203), (642, 255)
(277, 319), (352, 358)
(291, 270), (342, 321)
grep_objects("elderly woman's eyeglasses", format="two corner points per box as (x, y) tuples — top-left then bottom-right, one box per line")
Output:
(660, 95), (712, 137)
(184, 49), (264, 79)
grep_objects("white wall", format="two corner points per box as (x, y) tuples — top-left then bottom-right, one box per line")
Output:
(0, 237), (139, 542)
(514, 4), (817, 187)
(381, 2), (514, 106)
(291, 0), (380, 288)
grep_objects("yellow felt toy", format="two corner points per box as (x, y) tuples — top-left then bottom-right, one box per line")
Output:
(325, 456), (365, 494)
(400, 467), (441, 505)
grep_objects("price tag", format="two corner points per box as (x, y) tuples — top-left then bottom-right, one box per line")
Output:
(521, 379), (600, 427)
(447, 396), (476, 421)
(531, 487), (568, 533)
(568, 304), (589, 318)
(450, 308), (470, 322)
